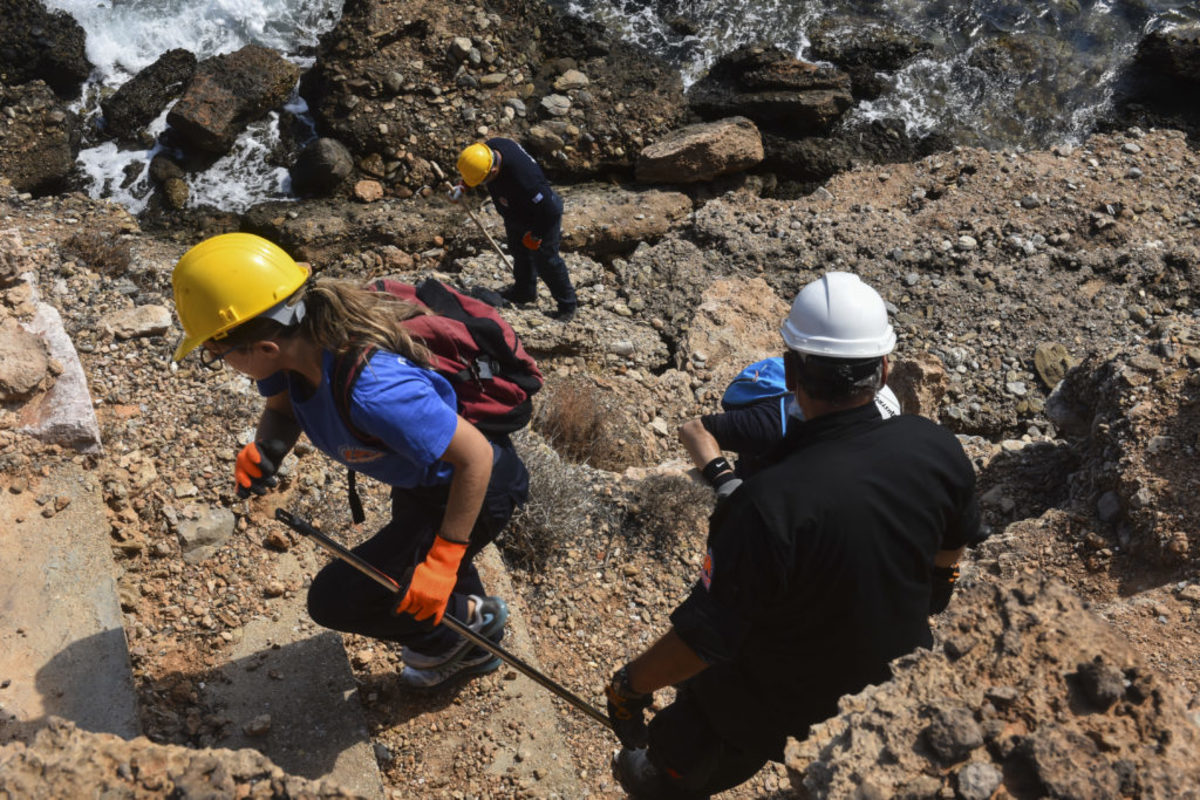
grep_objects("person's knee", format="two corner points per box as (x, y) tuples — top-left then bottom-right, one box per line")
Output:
(306, 566), (348, 628)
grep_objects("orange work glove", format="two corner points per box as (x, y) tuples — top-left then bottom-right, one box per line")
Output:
(394, 536), (468, 624)
(521, 231), (542, 250)
(234, 440), (288, 499)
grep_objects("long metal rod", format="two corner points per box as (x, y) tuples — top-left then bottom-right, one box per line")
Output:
(274, 508), (612, 730)
(446, 179), (514, 273)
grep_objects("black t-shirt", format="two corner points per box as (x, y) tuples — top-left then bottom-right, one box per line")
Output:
(484, 137), (561, 238)
(700, 397), (788, 479)
(671, 403), (981, 753)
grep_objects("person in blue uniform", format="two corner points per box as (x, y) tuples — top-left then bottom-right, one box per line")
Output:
(170, 232), (529, 690)
(604, 273), (982, 798)
(453, 138), (578, 321)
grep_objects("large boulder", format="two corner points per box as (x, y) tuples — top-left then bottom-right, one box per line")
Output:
(561, 184), (693, 255)
(635, 117), (764, 184)
(687, 44), (853, 136)
(1107, 25), (1200, 136)
(762, 118), (950, 185)
(101, 49), (197, 142)
(0, 82), (80, 196)
(0, 0), (91, 98)
(786, 577), (1200, 799)
(1133, 25), (1200, 86)
(807, 16), (932, 100)
(166, 44), (300, 154)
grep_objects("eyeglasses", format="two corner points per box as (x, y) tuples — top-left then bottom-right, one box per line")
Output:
(198, 342), (243, 371)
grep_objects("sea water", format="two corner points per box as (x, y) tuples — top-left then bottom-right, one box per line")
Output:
(46, 0), (342, 213)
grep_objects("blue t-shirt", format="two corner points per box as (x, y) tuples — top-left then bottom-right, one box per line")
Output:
(258, 350), (459, 488)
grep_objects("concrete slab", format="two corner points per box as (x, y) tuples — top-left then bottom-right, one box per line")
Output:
(206, 546), (385, 799)
(0, 462), (138, 742)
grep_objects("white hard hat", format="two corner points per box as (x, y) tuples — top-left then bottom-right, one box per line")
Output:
(780, 272), (896, 358)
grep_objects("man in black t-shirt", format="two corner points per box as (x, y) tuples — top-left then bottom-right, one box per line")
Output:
(604, 272), (981, 799)
(454, 139), (578, 321)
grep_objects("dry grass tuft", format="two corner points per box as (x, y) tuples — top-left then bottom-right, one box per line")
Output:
(531, 377), (639, 471)
(621, 474), (713, 553)
(501, 432), (616, 571)
(61, 232), (131, 275)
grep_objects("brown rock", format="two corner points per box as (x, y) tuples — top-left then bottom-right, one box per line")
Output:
(354, 180), (384, 203)
(167, 44), (300, 154)
(0, 318), (50, 400)
(636, 117), (764, 184)
(887, 352), (949, 419)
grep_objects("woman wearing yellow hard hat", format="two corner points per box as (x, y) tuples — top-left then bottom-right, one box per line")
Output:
(171, 232), (528, 689)
(452, 138), (578, 321)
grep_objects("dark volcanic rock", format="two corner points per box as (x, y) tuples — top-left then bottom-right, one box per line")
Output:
(0, 82), (79, 195)
(762, 118), (950, 185)
(0, 0), (92, 98)
(687, 44), (853, 135)
(167, 44), (300, 154)
(807, 16), (932, 100)
(1107, 25), (1200, 138)
(290, 137), (355, 197)
(101, 49), (197, 142)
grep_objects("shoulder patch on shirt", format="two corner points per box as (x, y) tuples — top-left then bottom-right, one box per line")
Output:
(531, 191), (544, 204)
(700, 547), (714, 591)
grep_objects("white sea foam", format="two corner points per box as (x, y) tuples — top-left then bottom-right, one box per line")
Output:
(48, 0), (340, 213)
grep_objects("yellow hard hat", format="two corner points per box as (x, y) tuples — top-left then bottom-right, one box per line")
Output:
(171, 233), (309, 361)
(457, 143), (494, 187)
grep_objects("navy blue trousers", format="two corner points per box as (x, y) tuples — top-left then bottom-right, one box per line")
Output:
(306, 442), (528, 656)
(503, 198), (576, 312)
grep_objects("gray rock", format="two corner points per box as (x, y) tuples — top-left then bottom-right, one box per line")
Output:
(1097, 490), (1122, 522)
(20, 299), (102, 451)
(540, 94), (571, 116)
(177, 505), (237, 564)
(956, 762), (1002, 800)
(924, 706), (983, 763)
(290, 137), (355, 197)
(102, 305), (172, 340)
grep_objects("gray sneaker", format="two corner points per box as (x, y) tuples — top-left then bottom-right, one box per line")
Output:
(398, 595), (507, 689)
(611, 748), (669, 799)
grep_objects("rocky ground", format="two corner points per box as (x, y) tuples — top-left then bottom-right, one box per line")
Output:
(3, 121), (1200, 797)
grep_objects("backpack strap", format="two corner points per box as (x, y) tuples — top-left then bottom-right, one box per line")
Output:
(330, 341), (383, 525)
(331, 341), (383, 446)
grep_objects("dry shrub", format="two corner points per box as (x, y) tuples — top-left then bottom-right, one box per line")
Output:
(622, 474), (713, 553)
(532, 377), (639, 471)
(61, 232), (131, 275)
(501, 432), (616, 571)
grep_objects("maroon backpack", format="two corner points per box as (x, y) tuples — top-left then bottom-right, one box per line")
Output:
(331, 279), (543, 521)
